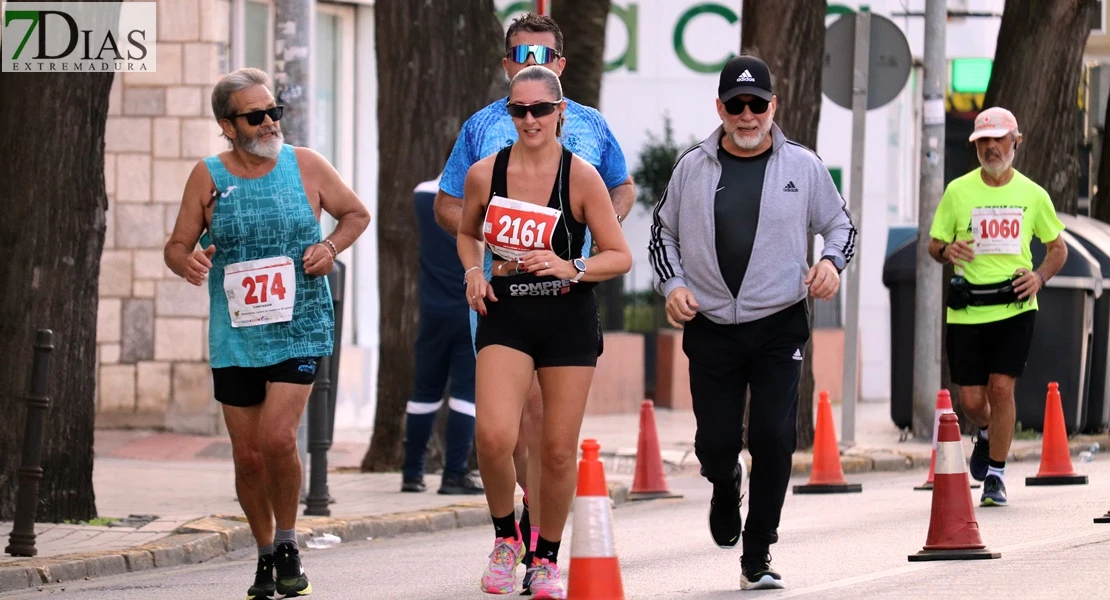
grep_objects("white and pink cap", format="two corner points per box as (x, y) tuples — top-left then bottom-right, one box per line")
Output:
(969, 107), (1019, 142)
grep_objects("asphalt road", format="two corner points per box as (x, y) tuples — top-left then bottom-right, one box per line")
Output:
(7, 456), (1110, 599)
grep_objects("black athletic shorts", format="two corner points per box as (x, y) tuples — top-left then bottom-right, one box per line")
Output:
(212, 357), (321, 407)
(475, 276), (602, 368)
(946, 310), (1036, 386)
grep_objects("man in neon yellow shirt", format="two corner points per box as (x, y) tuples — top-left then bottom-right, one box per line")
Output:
(928, 106), (1068, 507)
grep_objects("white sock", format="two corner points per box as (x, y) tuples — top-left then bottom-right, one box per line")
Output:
(979, 427), (989, 440)
(987, 465), (1004, 481)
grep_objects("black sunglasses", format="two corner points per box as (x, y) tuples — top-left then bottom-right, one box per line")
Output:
(506, 101), (561, 119)
(230, 105), (284, 126)
(724, 97), (770, 115)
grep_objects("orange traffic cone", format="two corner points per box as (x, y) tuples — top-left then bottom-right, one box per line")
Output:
(1026, 382), (1088, 486)
(908, 412), (1001, 561)
(915, 390), (979, 491)
(567, 439), (625, 600)
(793, 391), (862, 494)
(629, 400), (683, 501)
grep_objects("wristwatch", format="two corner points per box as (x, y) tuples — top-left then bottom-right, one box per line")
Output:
(572, 258), (587, 282)
(821, 254), (845, 274)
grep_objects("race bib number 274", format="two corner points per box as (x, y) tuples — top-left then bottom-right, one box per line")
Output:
(223, 256), (296, 327)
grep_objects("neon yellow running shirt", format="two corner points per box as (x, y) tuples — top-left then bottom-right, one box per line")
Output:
(929, 168), (1064, 325)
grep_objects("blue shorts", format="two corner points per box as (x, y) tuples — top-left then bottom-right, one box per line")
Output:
(415, 308), (475, 403)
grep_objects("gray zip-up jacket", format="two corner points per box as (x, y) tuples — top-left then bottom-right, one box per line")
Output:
(649, 123), (856, 325)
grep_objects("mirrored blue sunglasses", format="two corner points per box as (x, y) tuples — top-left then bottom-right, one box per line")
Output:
(506, 44), (560, 65)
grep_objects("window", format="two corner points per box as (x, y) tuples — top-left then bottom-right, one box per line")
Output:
(316, 13), (340, 166)
(314, 3), (357, 235)
(243, 0), (272, 72)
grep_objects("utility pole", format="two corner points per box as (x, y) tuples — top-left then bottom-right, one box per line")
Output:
(273, 0), (313, 147)
(840, 7), (871, 446)
(912, 0), (947, 440)
(273, 0), (313, 496)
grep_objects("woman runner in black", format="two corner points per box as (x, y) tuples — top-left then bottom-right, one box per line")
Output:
(457, 65), (631, 598)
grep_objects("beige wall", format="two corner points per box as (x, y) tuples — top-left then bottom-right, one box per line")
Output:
(96, 0), (230, 434)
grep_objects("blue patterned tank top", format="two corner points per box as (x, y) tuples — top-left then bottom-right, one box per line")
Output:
(201, 144), (334, 368)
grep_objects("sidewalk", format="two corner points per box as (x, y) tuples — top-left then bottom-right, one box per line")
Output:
(2, 399), (1107, 593)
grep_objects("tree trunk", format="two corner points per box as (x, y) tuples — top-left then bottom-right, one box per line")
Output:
(361, 0), (503, 472)
(982, 0), (1097, 215)
(552, 0), (625, 330)
(0, 70), (113, 521)
(551, 0), (611, 110)
(1094, 84), (1110, 225)
(742, 0), (827, 450)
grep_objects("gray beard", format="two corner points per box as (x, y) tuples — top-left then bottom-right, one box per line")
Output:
(731, 128), (767, 151)
(239, 130), (283, 159)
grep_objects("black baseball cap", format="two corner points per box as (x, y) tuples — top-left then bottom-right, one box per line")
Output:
(718, 55), (773, 102)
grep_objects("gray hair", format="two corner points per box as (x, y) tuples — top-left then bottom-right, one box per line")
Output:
(211, 67), (273, 121)
(509, 65), (563, 102)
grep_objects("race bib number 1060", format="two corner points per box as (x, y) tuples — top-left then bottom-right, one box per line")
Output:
(223, 256), (296, 327)
(971, 207), (1023, 255)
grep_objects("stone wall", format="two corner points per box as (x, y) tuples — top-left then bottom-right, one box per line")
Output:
(96, 0), (230, 434)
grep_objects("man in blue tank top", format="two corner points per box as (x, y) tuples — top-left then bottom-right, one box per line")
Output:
(432, 12), (634, 588)
(164, 67), (370, 600)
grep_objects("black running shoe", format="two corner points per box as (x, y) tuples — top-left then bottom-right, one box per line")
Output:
(274, 541), (312, 597)
(981, 475), (1008, 507)
(401, 476), (426, 493)
(438, 472), (484, 495)
(741, 551), (784, 590)
(969, 429), (990, 482)
(520, 559), (535, 596)
(708, 466), (742, 548)
(520, 498), (534, 595)
(246, 554), (275, 600)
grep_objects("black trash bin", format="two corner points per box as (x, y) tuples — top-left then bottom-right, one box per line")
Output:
(881, 232), (918, 431)
(1057, 216), (1110, 433)
(1014, 230), (1102, 435)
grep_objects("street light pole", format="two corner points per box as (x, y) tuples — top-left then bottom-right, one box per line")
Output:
(912, 0), (947, 440)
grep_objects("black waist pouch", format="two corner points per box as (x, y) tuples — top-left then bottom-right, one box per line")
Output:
(947, 276), (1020, 310)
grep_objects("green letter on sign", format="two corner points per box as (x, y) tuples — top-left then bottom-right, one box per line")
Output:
(497, 1), (532, 24)
(674, 3), (738, 73)
(5, 11), (40, 60)
(605, 3), (639, 73)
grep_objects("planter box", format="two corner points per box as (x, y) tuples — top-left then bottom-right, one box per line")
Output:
(654, 329), (691, 410)
(586, 331), (645, 414)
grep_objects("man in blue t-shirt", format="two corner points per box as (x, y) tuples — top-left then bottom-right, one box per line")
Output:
(400, 174), (483, 496)
(432, 11), (634, 589)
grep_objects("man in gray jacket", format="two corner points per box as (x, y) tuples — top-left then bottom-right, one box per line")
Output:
(648, 55), (855, 590)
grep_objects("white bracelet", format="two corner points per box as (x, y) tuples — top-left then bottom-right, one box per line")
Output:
(463, 266), (481, 282)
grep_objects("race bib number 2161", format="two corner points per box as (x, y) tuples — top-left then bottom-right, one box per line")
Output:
(223, 256), (296, 327)
(482, 196), (560, 261)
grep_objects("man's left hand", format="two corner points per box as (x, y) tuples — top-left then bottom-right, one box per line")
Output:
(805, 259), (840, 301)
(1013, 268), (1043, 300)
(303, 243), (334, 276)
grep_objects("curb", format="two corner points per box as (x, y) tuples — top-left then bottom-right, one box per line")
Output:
(613, 434), (1110, 479)
(0, 481), (630, 594)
